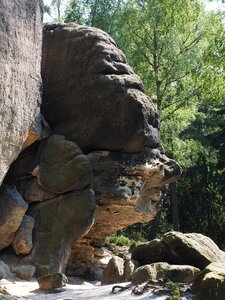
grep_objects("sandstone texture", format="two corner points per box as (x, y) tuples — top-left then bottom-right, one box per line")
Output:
(0, 0), (43, 184)
(38, 273), (68, 291)
(0, 17), (181, 278)
(42, 24), (159, 153)
(12, 215), (35, 255)
(162, 231), (225, 270)
(11, 265), (36, 281)
(101, 256), (124, 284)
(131, 262), (200, 285)
(36, 135), (93, 193)
(0, 185), (28, 250)
(132, 231), (225, 270)
(25, 188), (95, 275)
(101, 255), (136, 284)
(131, 238), (182, 266)
(192, 263), (225, 300)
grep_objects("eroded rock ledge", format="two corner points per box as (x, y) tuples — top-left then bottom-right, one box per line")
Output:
(0, 20), (181, 278)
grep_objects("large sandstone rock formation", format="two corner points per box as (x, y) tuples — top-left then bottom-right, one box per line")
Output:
(0, 0), (43, 184)
(0, 16), (181, 277)
(42, 24), (159, 153)
(40, 23), (181, 276)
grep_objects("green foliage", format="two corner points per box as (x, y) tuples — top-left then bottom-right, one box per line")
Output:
(44, 4), (51, 15)
(106, 234), (133, 247)
(44, 0), (65, 21)
(64, 0), (123, 34)
(166, 281), (181, 300)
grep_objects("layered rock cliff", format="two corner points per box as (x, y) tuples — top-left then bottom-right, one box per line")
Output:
(0, 3), (181, 279)
(0, 0), (43, 184)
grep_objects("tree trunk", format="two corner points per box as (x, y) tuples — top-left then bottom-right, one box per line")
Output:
(148, 210), (162, 240)
(170, 181), (179, 230)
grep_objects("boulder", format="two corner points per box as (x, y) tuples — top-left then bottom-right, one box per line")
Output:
(12, 215), (35, 255)
(192, 262), (225, 300)
(42, 23), (159, 153)
(101, 256), (124, 284)
(0, 262), (13, 280)
(17, 177), (56, 204)
(131, 238), (182, 265)
(131, 232), (225, 273)
(23, 188), (96, 275)
(131, 262), (200, 285)
(36, 135), (93, 193)
(124, 259), (136, 282)
(38, 273), (68, 291)
(0, 185), (28, 250)
(11, 265), (36, 281)
(0, 0), (43, 184)
(163, 231), (225, 270)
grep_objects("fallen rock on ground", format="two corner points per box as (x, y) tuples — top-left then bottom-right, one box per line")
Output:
(131, 262), (200, 285)
(101, 255), (136, 284)
(38, 272), (68, 291)
(101, 256), (124, 284)
(192, 262), (225, 300)
(11, 265), (36, 281)
(0, 262), (14, 280)
(163, 231), (225, 270)
(132, 231), (225, 270)
(131, 238), (182, 265)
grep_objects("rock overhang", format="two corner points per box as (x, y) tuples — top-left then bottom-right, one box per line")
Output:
(0, 17), (182, 277)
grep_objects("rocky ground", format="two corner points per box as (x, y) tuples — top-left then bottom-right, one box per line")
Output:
(0, 277), (194, 300)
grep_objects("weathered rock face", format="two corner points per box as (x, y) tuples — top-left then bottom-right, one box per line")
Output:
(101, 256), (124, 284)
(36, 135), (93, 193)
(38, 272), (68, 291)
(42, 24), (159, 153)
(24, 188), (96, 275)
(40, 23), (180, 276)
(0, 19), (181, 277)
(87, 150), (180, 243)
(162, 232), (225, 270)
(0, 0), (43, 184)
(131, 238), (182, 266)
(12, 215), (35, 255)
(192, 263), (225, 300)
(0, 185), (28, 251)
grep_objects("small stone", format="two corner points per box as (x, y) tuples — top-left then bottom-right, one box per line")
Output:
(38, 273), (68, 291)
(11, 265), (36, 281)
